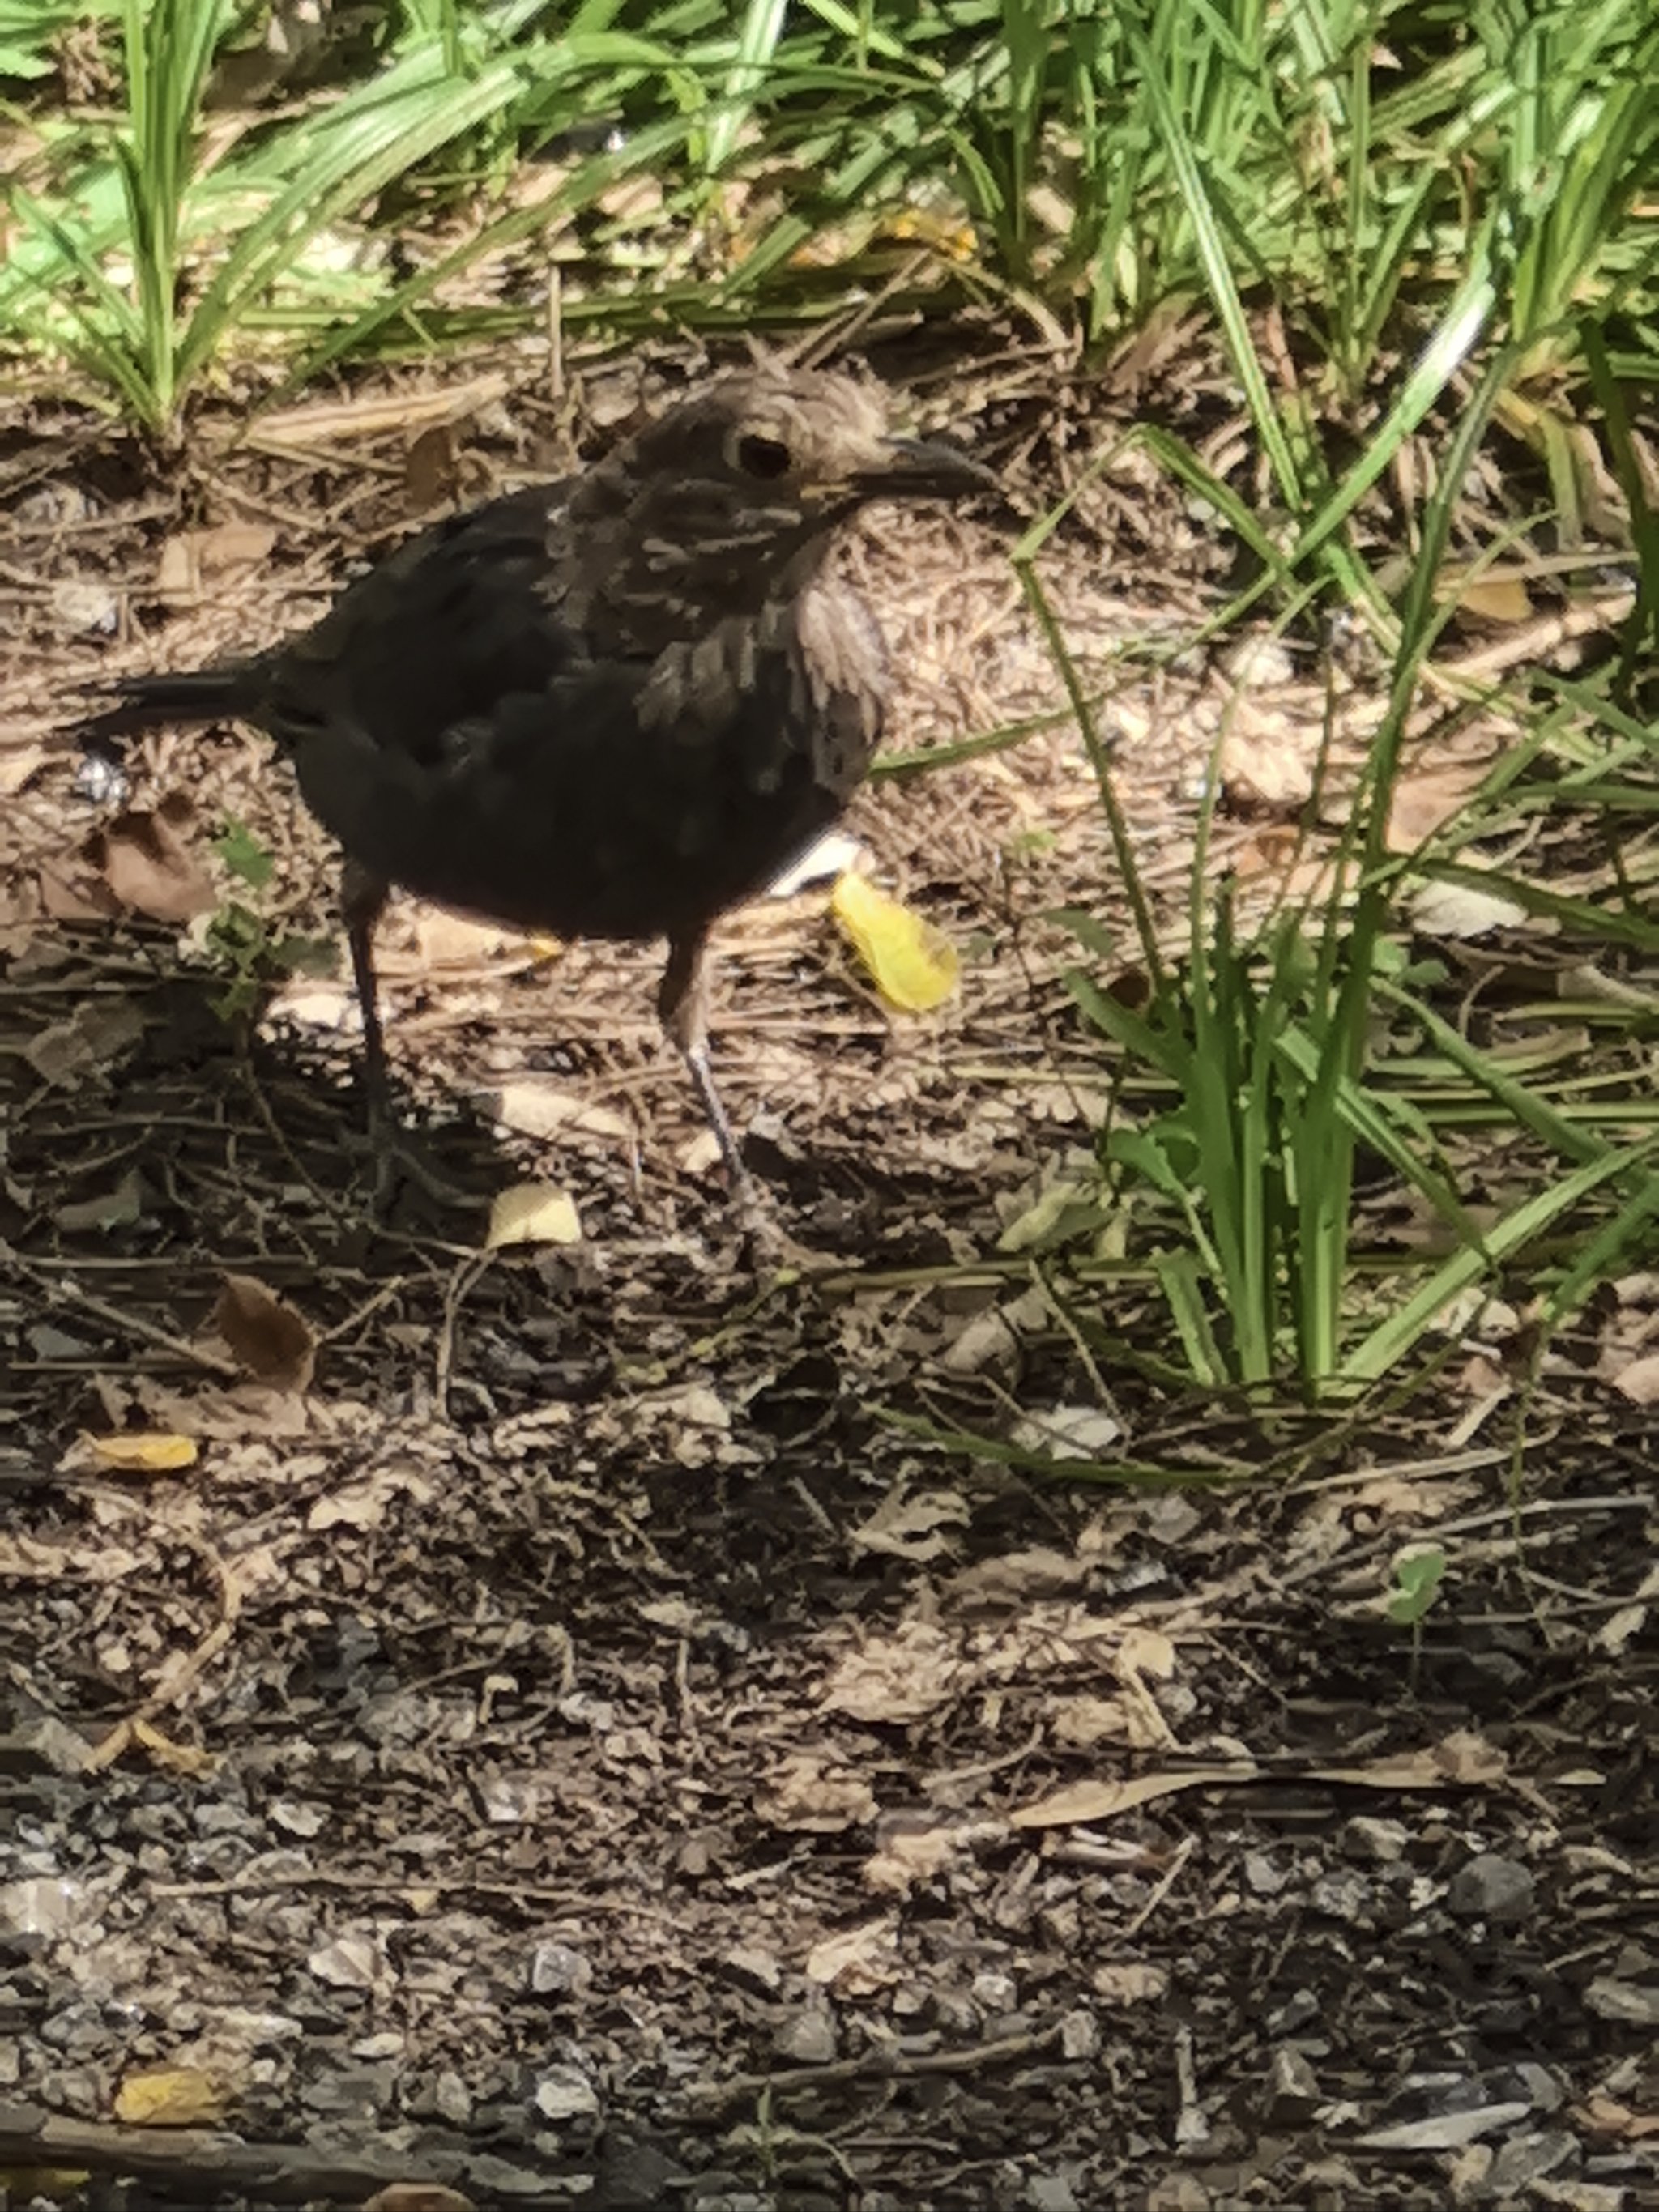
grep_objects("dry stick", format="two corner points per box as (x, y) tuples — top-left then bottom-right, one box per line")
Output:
(147, 1869), (677, 1920)
(0, 2096), (606, 2210)
(84, 1518), (241, 1771)
(684, 2018), (1067, 2120)
(2, 1247), (239, 1376)
(434, 1251), (493, 1418)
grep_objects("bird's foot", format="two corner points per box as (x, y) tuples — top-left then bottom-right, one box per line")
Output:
(356, 1110), (484, 1221)
(728, 1174), (843, 1278)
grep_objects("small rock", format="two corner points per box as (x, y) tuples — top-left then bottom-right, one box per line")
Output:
(50, 579), (119, 637)
(970, 1968), (1018, 2013)
(1310, 1869), (1374, 1924)
(1448, 2143), (1493, 2203)
(1263, 2044), (1319, 2121)
(0, 1878), (75, 1946)
(307, 1933), (382, 1990)
(1487, 2060), (1566, 2112)
(1447, 1853), (1534, 1924)
(271, 1799), (327, 1838)
(1145, 2176), (1210, 2211)
(1583, 1975), (1659, 2025)
(1341, 1815), (1409, 1864)
(1058, 2008), (1098, 2060)
(527, 1941), (591, 1997)
(1265, 1988), (1320, 2036)
(532, 2063), (599, 2123)
(194, 1799), (254, 1836)
(300, 2063), (395, 2119)
(1487, 2131), (1576, 2193)
(720, 1945), (783, 1997)
(774, 2009), (838, 2065)
(0, 1718), (91, 1776)
(1026, 2174), (1079, 2212)
(1243, 1852), (1290, 1895)
(479, 1773), (539, 1824)
(433, 2069), (472, 2127)
(349, 2032), (403, 2060)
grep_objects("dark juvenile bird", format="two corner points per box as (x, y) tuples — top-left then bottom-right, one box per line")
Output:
(76, 365), (996, 1200)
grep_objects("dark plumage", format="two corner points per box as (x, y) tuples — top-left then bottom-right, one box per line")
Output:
(77, 364), (996, 1198)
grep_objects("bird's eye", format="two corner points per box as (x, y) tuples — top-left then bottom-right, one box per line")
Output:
(736, 433), (791, 480)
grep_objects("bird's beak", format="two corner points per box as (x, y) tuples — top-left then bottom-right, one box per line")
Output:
(854, 434), (1000, 504)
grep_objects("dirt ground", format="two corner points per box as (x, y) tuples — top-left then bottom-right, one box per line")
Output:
(2, 349), (1656, 2212)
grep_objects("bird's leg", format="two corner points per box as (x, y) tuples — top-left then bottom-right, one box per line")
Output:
(341, 860), (392, 1132)
(341, 862), (474, 1213)
(659, 929), (753, 1198)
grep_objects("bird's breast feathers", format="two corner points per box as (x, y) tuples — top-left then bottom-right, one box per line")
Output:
(635, 582), (886, 785)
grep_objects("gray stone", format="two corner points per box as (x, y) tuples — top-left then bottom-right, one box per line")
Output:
(1446, 1852), (1534, 1924)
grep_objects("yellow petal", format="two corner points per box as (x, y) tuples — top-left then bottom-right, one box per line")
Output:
(485, 1183), (582, 1250)
(831, 872), (959, 1013)
(86, 1432), (198, 1472)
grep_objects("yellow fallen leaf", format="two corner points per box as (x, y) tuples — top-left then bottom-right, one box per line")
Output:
(114, 2066), (230, 2126)
(86, 1432), (198, 1473)
(831, 872), (959, 1012)
(1436, 564), (1534, 624)
(485, 1183), (582, 1250)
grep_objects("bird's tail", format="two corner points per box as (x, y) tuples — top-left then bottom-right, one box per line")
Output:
(76, 666), (259, 756)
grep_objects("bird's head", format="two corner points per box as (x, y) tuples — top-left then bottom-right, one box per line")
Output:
(561, 365), (997, 651)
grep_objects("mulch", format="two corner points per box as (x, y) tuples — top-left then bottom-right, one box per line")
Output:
(2, 347), (1655, 2212)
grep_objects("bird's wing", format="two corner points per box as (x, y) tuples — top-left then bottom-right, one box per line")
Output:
(262, 483), (584, 768)
(297, 600), (883, 944)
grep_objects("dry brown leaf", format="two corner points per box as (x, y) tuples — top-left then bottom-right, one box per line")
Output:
(309, 1463), (437, 1533)
(821, 1622), (958, 1724)
(945, 1547), (1085, 1606)
(86, 808), (216, 923)
(1385, 763), (1487, 849)
(1609, 1352), (1659, 1406)
(1218, 713), (1315, 810)
(804, 1917), (898, 1993)
(847, 1484), (968, 1562)
(85, 1432), (199, 1474)
(1091, 1961), (1171, 2005)
(0, 1533), (74, 1578)
(406, 907), (516, 967)
(1574, 2094), (1659, 2142)
(755, 1753), (877, 1834)
(1012, 1766), (1257, 1829)
(403, 423), (461, 512)
(492, 1080), (632, 1144)
(364, 2187), (477, 2212)
(156, 522), (278, 595)
(862, 1825), (962, 1895)
(1047, 1694), (1136, 1750)
(1410, 877), (1530, 940)
(211, 1274), (317, 1392)
(1115, 1626), (1176, 1682)
(114, 2066), (231, 2126)
(0, 735), (45, 795)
